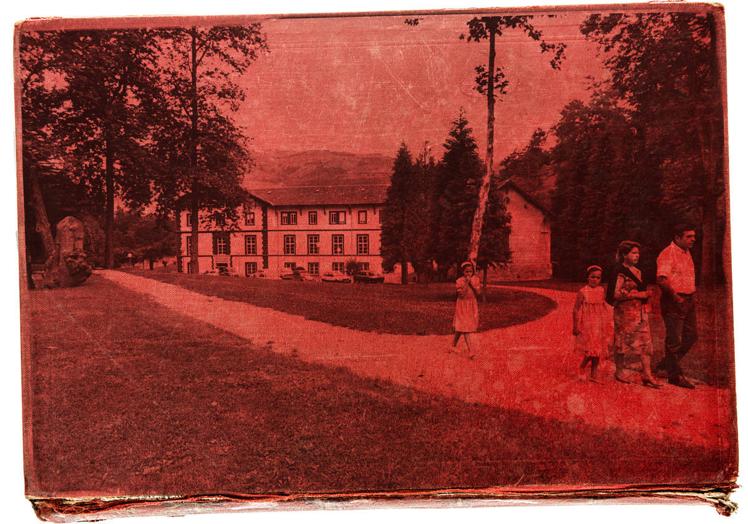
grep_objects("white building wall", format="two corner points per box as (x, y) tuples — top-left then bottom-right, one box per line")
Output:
(489, 187), (552, 281)
(179, 202), (383, 277)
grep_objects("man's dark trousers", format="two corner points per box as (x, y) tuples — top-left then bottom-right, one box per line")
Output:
(659, 293), (697, 380)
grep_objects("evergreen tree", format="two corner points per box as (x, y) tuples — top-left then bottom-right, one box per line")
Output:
(549, 97), (665, 280)
(403, 144), (438, 281)
(433, 112), (511, 277)
(381, 143), (414, 284)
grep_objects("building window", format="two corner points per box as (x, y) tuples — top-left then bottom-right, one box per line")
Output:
(329, 210), (346, 225)
(284, 262), (295, 269)
(245, 262), (257, 276)
(307, 234), (320, 255)
(308, 211), (318, 225)
(245, 235), (257, 255)
(186, 213), (193, 227)
(358, 210), (367, 224)
(332, 234), (344, 255)
(213, 232), (230, 255)
(185, 236), (193, 255)
(332, 261), (345, 273)
(284, 234), (296, 255)
(214, 215), (225, 226)
(359, 262), (370, 271)
(245, 210), (255, 226)
(280, 211), (297, 225)
(356, 234), (369, 255)
(308, 262), (320, 276)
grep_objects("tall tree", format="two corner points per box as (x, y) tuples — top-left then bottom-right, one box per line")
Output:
(155, 25), (268, 274)
(20, 31), (103, 286)
(461, 16), (565, 263)
(433, 112), (510, 277)
(581, 11), (725, 285)
(51, 29), (163, 268)
(381, 143), (414, 284)
(403, 144), (438, 282)
(19, 31), (64, 280)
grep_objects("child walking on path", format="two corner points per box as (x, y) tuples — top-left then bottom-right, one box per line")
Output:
(573, 265), (613, 382)
(453, 261), (481, 358)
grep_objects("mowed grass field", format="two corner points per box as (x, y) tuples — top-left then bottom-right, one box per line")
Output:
(131, 270), (557, 335)
(25, 276), (734, 497)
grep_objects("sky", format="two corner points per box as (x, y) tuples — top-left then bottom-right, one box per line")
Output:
(237, 11), (604, 161)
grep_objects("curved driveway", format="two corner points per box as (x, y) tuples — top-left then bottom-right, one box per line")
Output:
(100, 270), (732, 450)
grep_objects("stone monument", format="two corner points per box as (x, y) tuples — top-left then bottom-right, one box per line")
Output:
(54, 216), (92, 287)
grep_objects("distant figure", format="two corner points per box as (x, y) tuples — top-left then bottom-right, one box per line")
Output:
(573, 265), (612, 383)
(655, 224), (698, 389)
(452, 261), (481, 358)
(606, 241), (661, 388)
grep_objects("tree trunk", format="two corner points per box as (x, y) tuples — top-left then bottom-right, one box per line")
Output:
(104, 128), (115, 269)
(26, 164), (57, 265)
(468, 23), (497, 263)
(26, 163), (60, 287)
(188, 27), (200, 274)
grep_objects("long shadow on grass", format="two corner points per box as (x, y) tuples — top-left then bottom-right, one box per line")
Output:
(26, 276), (735, 497)
(131, 270), (557, 336)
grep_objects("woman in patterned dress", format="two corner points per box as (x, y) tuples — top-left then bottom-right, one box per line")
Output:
(607, 241), (662, 388)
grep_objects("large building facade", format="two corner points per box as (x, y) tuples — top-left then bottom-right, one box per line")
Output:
(178, 185), (387, 277)
(178, 180), (552, 281)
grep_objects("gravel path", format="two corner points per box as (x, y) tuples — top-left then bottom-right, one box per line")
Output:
(100, 270), (733, 450)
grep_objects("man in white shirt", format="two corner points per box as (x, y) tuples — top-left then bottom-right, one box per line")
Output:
(655, 224), (698, 389)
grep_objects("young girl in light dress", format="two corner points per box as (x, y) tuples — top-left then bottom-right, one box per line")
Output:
(573, 265), (613, 382)
(453, 261), (481, 358)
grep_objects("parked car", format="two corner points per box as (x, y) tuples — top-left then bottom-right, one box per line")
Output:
(353, 270), (385, 284)
(280, 267), (306, 281)
(321, 271), (352, 283)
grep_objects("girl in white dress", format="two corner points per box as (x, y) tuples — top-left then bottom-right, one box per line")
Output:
(573, 265), (612, 382)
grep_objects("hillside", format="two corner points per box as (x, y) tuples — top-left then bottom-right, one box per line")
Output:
(244, 149), (393, 189)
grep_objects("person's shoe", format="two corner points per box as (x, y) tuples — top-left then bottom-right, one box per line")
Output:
(614, 373), (630, 384)
(642, 378), (662, 389)
(668, 376), (696, 389)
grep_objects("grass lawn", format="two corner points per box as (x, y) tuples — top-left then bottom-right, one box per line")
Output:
(130, 270), (557, 335)
(26, 276), (734, 497)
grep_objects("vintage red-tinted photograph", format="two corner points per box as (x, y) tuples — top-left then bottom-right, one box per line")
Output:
(15, 1), (737, 521)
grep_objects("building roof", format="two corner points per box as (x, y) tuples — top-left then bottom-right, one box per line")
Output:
(247, 185), (389, 207)
(496, 177), (551, 216)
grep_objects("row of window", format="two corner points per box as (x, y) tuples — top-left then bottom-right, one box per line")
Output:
(186, 234), (371, 256)
(280, 210), (372, 225)
(186, 209), (378, 228)
(281, 234), (369, 255)
(240, 261), (373, 277)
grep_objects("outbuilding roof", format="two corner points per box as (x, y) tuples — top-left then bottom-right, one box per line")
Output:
(496, 177), (551, 216)
(248, 184), (389, 207)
